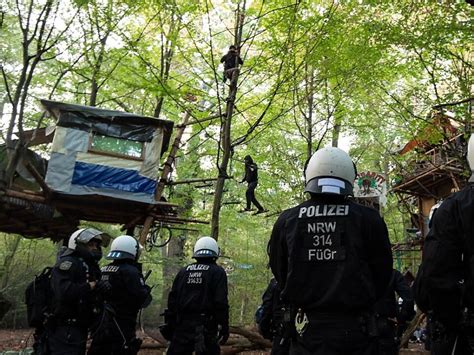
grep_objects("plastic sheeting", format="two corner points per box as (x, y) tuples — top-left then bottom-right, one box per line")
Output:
(140, 129), (163, 178)
(45, 152), (76, 191)
(41, 100), (173, 150)
(0, 144), (48, 191)
(51, 126), (89, 154)
(76, 152), (142, 171)
(72, 161), (156, 194)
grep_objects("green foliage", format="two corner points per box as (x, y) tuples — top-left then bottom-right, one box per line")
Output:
(1, 0), (472, 328)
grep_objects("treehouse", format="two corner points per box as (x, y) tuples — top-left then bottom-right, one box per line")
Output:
(0, 100), (186, 242)
(391, 108), (471, 238)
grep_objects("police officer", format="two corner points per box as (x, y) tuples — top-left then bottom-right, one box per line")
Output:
(47, 228), (110, 355)
(375, 269), (415, 355)
(257, 278), (289, 355)
(414, 134), (474, 355)
(88, 235), (152, 355)
(164, 236), (229, 355)
(268, 147), (393, 354)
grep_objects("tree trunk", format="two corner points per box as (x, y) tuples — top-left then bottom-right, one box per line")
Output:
(210, 5), (246, 241)
(0, 235), (21, 321)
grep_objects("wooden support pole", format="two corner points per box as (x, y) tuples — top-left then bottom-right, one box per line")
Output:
(138, 111), (192, 245)
(23, 162), (51, 196)
(149, 214), (209, 225)
(168, 177), (228, 186)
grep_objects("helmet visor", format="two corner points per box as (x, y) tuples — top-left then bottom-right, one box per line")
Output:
(75, 228), (111, 247)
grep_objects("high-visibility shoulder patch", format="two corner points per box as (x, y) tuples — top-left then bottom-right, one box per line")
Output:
(59, 261), (73, 271)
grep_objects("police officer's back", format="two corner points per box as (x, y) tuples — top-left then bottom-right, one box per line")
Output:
(414, 134), (474, 355)
(48, 228), (110, 355)
(268, 147), (393, 354)
(165, 236), (229, 355)
(89, 235), (152, 355)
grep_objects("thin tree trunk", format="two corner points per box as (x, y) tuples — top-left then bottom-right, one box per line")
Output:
(210, 4), (246, 241)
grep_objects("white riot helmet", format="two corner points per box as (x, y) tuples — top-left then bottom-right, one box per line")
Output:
(107, 235), (142, 261)
(304, 147), (356, 195)
(193, 236), (219, 259)
(468, 134), (474, 172)
(67, 228), (111, 250)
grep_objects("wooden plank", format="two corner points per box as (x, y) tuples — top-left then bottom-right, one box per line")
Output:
(5, 189), (46, 203)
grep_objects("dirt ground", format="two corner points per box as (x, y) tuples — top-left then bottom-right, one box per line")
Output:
(0, 329), (427, 354)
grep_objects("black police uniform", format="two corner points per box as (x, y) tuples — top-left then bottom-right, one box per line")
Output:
(241, 156), (264, 212)
(88, 259), (152, 355)
(375, 269), (415, 355)
(414, 182), (474, 355)
(258, 278), (289, 355)
(269, 194), (393, 354)
(47, 250), (102, 355)
(166, 259), (229, 355)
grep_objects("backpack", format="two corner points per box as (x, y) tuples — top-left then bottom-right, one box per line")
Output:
(25, 267), (53, 328)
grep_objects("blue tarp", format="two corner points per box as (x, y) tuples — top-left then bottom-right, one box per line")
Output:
(71, 161), (156, 194)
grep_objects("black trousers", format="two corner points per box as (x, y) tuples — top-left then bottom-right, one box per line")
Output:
(289, 317), (377, 355)
(246, 181), (263, 210)
(47, 324), (87, 355)
(377, 318), (397, 355)
(431, 332), (473, 355)
(88, 318), (140, 355)
(167, 319), (220, 355)
(272, 335), (290, 355)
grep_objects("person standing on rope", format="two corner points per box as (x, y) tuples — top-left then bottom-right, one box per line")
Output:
(240, 155), (266, 214)
(220, 45), (243, 83)
(163, 236), (229, 355)
(88, 235), (152, 355)
(268, 147), (393, 354)
(414, 133), (474, 355)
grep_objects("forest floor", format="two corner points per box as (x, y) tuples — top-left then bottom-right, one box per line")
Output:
(0, 328), (427, 354)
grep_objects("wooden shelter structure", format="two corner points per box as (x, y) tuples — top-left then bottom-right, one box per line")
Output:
(392, 101), (473, 243)
(0, 100), (201, 243)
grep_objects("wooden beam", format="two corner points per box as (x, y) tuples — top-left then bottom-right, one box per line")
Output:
(21, 127), (54, 147)
(149, 213), (209, 225)
(167, 177), (225, 186)
(4, 189), (46, 203)
(23, 162), (51, 196)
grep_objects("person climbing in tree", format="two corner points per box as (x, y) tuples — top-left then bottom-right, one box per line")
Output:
(240, 155), (266, 214)
(220, 45), (243, 83)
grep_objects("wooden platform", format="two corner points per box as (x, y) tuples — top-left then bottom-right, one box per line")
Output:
(0, 188), (181, 242)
